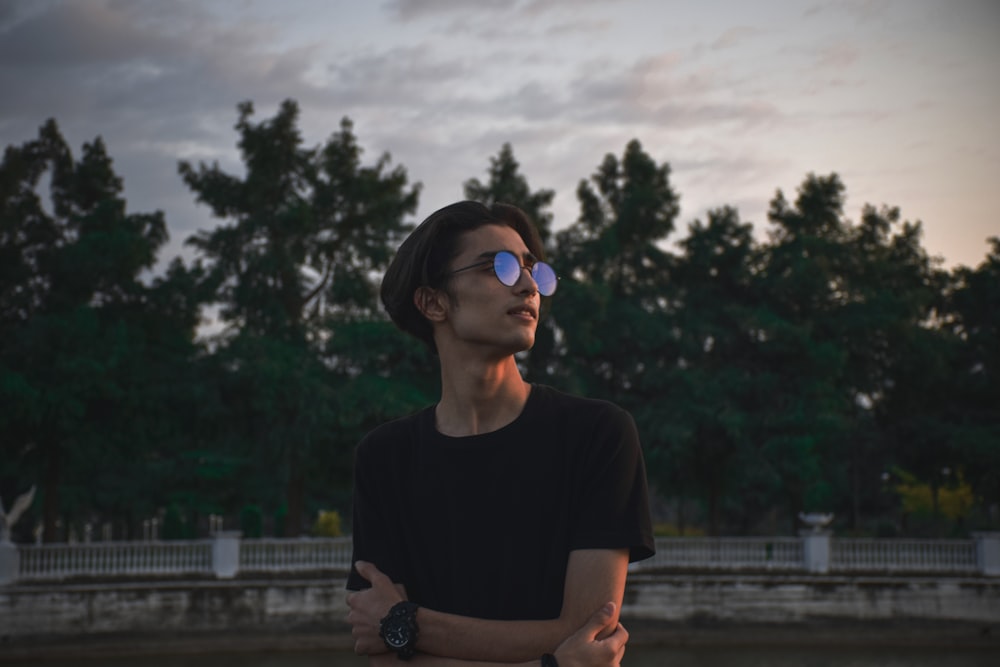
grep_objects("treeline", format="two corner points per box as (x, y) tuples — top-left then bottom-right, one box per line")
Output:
(1, 100), (997, 542)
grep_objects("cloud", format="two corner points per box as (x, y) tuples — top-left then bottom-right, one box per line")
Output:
(803, 0), (893, 23)
(813, 42), (860, 69)
(0, 0), (332, 144)
(0, 1), (177, 67)
(710, 26), (763, 51)
(384, 0), (515, 22)
(544, 18), (611, 37)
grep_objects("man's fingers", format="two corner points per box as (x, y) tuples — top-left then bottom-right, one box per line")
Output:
(354, 560), (388, 585)
(584, 601), (618, 639)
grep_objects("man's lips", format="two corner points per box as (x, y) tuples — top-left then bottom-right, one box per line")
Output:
(507, 304), (537, 319)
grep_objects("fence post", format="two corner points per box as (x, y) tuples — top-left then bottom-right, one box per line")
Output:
(212, 531), (242, 579)
(973, 532), (1000, 576)
(0, 542), (18, 586)
(800, 531), (831, 574)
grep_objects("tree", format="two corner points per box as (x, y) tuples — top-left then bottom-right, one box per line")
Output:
(551, 139), (679, 402)
(0, 120), (199, 541)
(756, 174), (853, 532)
(837, 205), (950, 532)
(656, 206), (768, 535)
(937, 238), (1000, 517)
(179, 100), (420, 535)
(463, 143), (555, 244)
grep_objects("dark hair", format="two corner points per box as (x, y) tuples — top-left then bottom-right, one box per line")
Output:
(381, 200), (546, 352)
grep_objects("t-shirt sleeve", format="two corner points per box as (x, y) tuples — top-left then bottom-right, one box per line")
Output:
(568, 404), (655, 562)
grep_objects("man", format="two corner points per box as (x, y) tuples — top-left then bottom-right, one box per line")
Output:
(346, 201), (654, 665)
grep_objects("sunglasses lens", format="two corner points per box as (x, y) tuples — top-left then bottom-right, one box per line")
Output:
(493, 251), (558, 295)
(532, 262), (558, 296)
(493, 251), (522, 286)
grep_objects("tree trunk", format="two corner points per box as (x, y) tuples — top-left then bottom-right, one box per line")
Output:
(42, 443), (60, 543)
(284, 465), (304, 538)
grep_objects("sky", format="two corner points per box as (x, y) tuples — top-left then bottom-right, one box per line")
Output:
(1, 0), (998, 272)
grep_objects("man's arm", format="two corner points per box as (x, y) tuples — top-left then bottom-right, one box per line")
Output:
(347, 548), (629, 662)
(364, 600), (628, 667)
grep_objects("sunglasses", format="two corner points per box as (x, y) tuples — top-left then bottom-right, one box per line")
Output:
(447, 250), (558, 296)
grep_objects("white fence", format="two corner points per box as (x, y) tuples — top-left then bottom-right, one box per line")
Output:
(16, 540), (213, 581)
(830, 538), (979, 574)
(2, 534), (998, 584)
(239, 537), (353, 573)
(636, 537), (804, 572)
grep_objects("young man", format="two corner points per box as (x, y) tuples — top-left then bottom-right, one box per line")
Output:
(346, 201), (654, 665)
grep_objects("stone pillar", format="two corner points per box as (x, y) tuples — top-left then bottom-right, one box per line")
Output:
(212, 530), (242, 579)
(800, 531), (831, 574)
(974, 532), (1000, 576)
(0, 542), (19, 586)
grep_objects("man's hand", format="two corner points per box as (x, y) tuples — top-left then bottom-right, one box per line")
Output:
(346, 560), (407, 655)
(552, 602), (628, 667)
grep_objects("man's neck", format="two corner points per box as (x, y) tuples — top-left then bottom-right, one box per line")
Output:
(435, 355), (530, 437)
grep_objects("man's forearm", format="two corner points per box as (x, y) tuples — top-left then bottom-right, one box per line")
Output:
(371, 654), (539, 667)
(415, 610), (570, 662)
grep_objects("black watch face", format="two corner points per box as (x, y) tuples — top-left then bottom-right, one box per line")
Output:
(385, 621), (410, 648)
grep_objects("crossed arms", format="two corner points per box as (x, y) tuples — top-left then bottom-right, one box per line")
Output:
(346, 547), (630, 666)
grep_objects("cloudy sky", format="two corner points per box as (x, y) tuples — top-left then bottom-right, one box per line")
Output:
(2, 0), (997, 272)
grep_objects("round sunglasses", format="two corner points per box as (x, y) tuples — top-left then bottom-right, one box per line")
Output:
(447, 250), (558, 296)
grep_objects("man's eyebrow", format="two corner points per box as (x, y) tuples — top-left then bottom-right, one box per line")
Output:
(475, 249), (538, 263)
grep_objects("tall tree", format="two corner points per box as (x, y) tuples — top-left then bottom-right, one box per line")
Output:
(179, 100), (420, 535)
(0, 120), (197, 541)
(837, 205), (949, 532)
(463, 143), (555, 244)
(757, 174), (853, 532)
(936, 238), (1000, 517)
(552, 139), (679, 403)
(655, 206), (767, 535)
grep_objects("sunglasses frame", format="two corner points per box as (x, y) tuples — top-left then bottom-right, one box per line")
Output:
(447, 250), (558, 296)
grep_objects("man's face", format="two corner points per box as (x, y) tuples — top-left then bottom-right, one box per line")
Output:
(435, 224), (541, 358)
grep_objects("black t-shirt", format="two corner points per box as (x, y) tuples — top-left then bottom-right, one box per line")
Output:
(346, 384), (655, 621)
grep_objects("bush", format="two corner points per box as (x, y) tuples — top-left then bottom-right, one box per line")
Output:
(653, 522), (705, 537)
(240, 504), (263, 538)
(162, 503), (188, 540)
(314, 510), (342, 537)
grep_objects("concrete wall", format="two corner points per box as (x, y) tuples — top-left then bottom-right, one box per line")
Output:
(625, 574), (1000, 625)
(2, 574), (998, 648)
(1, 578), (352, 643)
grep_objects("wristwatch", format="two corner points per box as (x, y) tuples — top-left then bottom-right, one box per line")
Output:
(379, 600), (420, 660)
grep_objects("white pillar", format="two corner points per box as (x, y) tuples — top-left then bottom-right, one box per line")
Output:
(974, 532), (1000, 576)
(0, 542), (19, 586)
(212, 530), (242, 579)
(800, 531), (831, 574)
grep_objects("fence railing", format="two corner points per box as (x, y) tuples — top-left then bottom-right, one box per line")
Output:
(16, 540), (213, 581)
(830, 538), (978, 574)
(2, 533), (998, 585)
(636, 537), (804, 572)
(239, 537), (353, 573)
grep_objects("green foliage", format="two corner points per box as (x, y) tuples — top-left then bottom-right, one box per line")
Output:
(178, 100), (420, 536)
(162, 502), (189, 540)
(892, 468), (974, 522)
(552, 139), (678, 402)
(240, 504), (264, 539)
(313, 510), (342, 537)
(464, 143), (555, 245)
(0, 119), (203, 541)
(3, 102), (997, 541)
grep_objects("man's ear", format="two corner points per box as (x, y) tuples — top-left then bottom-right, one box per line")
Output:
(414, 286), (448, 322)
